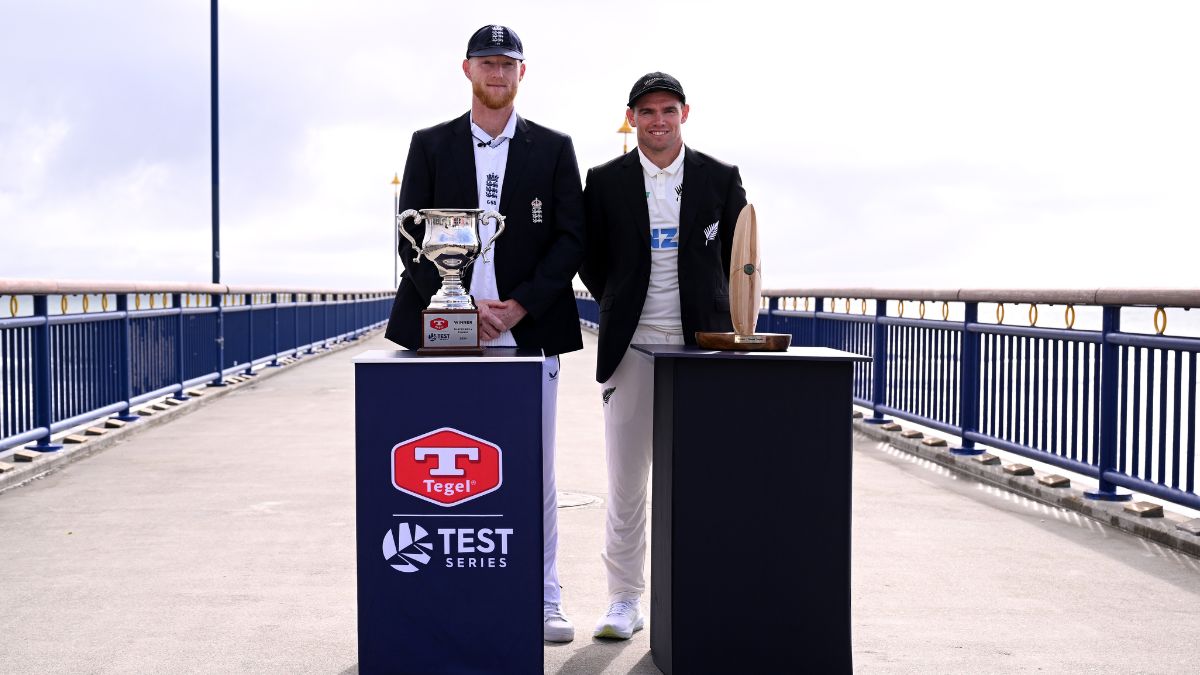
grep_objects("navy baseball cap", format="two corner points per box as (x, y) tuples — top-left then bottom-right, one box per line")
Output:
(466, 25), (524, 60)
(627, 72), (685, 107)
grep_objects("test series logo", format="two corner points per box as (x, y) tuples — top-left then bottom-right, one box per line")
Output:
(391, 427), (502, 506)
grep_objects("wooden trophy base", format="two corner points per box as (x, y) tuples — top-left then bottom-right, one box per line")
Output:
(418, 308), (484, 356)
(694, 331), (792, 352)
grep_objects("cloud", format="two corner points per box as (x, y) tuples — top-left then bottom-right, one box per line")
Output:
(3, 0), (1200, 293)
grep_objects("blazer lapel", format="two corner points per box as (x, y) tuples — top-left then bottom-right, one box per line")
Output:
(499, 116), (530, 217)
(450, 113), (479, 208)
(619, 150), (651, 250)
(677, 147), (707, 249)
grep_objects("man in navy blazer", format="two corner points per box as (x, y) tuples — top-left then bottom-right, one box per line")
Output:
(384, 25), (585, 643)
(579, 72), (747, 639)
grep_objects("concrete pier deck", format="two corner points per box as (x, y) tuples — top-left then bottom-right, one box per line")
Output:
(1, 332), (1197, 673)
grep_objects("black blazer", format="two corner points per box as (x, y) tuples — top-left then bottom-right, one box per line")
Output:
(580, 147), (748, 383)
(384, 112), (585, 356)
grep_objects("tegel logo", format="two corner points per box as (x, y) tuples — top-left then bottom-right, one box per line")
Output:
(382, 523), (434, 573)
(392, 427), (502, 506)
(429, 317), (449, 331)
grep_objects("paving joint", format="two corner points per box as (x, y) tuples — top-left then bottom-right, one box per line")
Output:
(0, 330), (383, 495)
(854, 419), (1200, 560)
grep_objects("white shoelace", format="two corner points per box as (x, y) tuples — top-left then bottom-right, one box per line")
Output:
(544, 602), (567, 621)
(605, 600), (637, 617)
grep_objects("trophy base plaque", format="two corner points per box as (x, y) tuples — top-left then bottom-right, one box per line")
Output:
(419, 308), (484, 356)
(695, 331), (792, 352)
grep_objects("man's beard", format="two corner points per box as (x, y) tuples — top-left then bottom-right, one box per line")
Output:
(473, 80), (518, 110)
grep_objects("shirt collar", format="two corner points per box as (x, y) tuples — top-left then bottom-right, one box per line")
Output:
(470, 111), (518, 147)
(637, 145), (686, 177)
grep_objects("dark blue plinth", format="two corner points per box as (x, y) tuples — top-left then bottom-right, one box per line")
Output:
(354, 349), (544, 675)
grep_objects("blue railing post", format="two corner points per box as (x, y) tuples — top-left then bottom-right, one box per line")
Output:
(312, 295), (321, 357)
(326, 294), (333, 347)
(28, 295), (62, 451)
(316, 294), (324, 350)
(808, 297), (822, 347)
(270, 292), (282, 367)
(115, 294), (140, 422)
(952, 302), (983, 455)
(293, 294), (301, 358)
(172, 293), (188, 400)
(1086, 306), (1132, 501)
(244, 294), (254, 376)
(211, 293), (227, 387)
(863, 299), (890, 425)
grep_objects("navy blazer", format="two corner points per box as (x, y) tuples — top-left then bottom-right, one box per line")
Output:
(384, 112), (585, 356)
(580, 147), (748, 383)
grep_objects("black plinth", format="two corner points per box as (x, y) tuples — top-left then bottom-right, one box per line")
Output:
(633, 345), (869, 675)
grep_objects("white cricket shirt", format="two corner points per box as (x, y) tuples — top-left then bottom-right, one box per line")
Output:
(468, 112), (518, 347)
(637, 146), (685, 333)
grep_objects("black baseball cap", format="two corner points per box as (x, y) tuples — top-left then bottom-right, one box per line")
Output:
(466, 24), (524, 60)
(627, 72), (685, 107)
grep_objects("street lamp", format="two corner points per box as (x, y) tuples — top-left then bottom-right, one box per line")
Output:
(211, 0), (220, 284)
(617, 118), (633, 154)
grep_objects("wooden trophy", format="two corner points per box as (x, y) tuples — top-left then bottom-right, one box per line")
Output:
(695, 204), (791, 351)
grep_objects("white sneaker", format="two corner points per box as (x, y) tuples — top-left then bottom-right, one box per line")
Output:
(543, 602), (575, 642)
(592, 600), (644, 640)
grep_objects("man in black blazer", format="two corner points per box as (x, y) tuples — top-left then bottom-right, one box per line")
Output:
(384, 25), (584, 643)
(579, 72), (747, 640)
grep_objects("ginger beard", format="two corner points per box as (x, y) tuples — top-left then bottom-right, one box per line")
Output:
(472, 78), (518, 110)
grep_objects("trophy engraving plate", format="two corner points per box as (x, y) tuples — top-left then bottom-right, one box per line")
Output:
(422, 309), (481, 354)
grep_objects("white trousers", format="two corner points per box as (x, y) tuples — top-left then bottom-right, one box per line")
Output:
(541, 355), (562, 604)
(600, 327), (685, 601)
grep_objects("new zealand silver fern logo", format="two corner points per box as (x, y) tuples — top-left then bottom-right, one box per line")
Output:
(382, 523), (434, 573)
(602, 387), (616, 405)
(703, 222), (719, 246)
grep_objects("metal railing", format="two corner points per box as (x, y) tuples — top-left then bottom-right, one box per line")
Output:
(1, 280), (392, 456)
(575, 288), (1200, 511)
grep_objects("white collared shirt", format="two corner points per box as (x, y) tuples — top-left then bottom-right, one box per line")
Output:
(637, 145), (685, 333)
(468, 112), (518, 347)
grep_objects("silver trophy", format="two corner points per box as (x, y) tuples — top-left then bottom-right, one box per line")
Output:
(397, 208), (505, 353)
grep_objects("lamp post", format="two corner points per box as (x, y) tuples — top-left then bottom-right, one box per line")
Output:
(211, 0), (220, 284)
(617, 118), (633, 154)
(391, 173), (400, 288)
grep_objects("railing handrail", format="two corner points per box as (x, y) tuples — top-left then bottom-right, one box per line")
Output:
(1, 283), (394, 457)
(0, 278), (393, 296)
(572, 290), (1200, 513)
(760, 287), (1200, 308)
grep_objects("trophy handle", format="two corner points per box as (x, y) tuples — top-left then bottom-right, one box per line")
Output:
(478, 210), (506, 258)
(397, 209), (424, 263)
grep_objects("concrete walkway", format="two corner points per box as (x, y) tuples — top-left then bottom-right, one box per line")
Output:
(1, 331), (1198, 674)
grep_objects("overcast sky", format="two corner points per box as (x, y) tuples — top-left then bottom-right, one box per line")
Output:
(2, 0), (1198, 291)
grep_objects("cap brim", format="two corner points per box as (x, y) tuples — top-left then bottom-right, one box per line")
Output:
(467, 47), (524, 59)
(628, 86), (685, 107)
